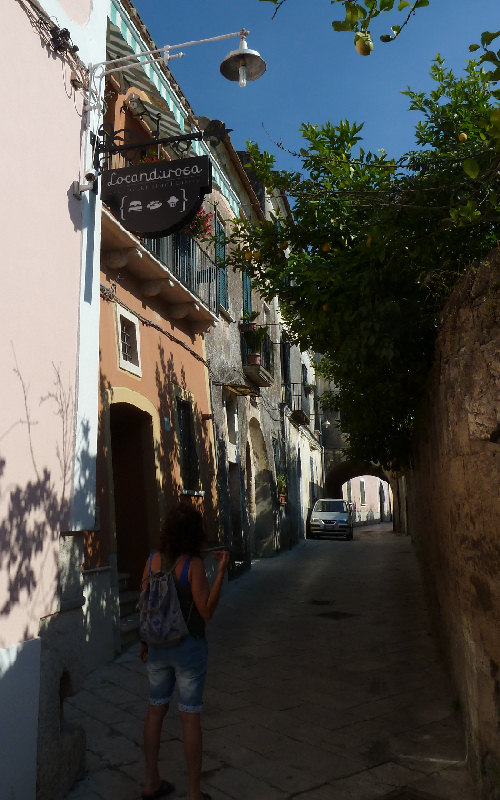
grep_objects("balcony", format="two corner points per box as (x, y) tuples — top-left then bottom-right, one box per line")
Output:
(100, 208), (218, 333)
(143, 232), (218, 316)
(283, 383), (311, 425)
(241, 328), (274, 388)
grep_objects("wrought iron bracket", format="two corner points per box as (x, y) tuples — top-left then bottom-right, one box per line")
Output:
(93, 119), (230, 173)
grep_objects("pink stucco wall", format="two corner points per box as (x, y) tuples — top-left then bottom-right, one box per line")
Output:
(0, 4), (85, 647)
(343, 475), (392, 523)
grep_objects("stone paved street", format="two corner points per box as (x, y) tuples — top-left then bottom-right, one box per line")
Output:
(64, 525), (478, 800)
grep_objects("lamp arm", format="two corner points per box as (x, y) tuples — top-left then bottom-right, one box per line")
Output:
(164, 28), (249, 53)
(90, 29), (249, 79)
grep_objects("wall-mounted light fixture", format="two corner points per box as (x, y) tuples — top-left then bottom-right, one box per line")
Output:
(84, 28), (266, 119)
(81, 29), (265, 187)
(123, 91), (148, 117)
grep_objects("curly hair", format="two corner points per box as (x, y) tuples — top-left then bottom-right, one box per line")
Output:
(160, 501), (206, 559)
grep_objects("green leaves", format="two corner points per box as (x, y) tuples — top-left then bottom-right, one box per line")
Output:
(463, 158), (480, 179)
(224, 54), (499, 469)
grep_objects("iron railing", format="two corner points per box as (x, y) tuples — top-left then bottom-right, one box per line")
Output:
(282, 382), (311, 422)
(142, 232), (218, 315)
(241, 329), (274, 375)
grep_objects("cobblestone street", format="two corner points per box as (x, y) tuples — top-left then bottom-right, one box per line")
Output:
(65, 525), (477, 800)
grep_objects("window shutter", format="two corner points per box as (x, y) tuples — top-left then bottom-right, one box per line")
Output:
(242, 270), (252, 316)
(216, 219), (228, 309)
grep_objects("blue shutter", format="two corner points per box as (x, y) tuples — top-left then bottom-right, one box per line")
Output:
(242, 270), (252, 316)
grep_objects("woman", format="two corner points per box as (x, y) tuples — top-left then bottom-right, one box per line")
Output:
(140, 502), (229, 800)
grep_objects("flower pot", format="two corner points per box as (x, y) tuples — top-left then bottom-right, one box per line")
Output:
(246, 352), (261, 366)
(239, 322), (257, 333)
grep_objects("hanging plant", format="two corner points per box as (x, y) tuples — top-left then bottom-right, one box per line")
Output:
(139, 148), (161, 164)
(183, 207), (213, 241)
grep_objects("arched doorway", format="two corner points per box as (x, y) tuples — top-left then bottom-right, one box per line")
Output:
(109, 402), (159, 589)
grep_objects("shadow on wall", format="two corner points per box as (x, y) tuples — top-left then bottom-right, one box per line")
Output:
(87, 339), (219, 599)
(0, 355), (96, 800)
(154, 341), (218, 539)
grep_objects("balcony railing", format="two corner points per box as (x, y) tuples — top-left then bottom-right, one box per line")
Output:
(142, 232), (218, 315)
(241, 329), (274, 387)
(283, 382), (311, 425)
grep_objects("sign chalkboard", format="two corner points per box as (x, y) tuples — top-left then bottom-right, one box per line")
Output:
(101, 155), (212, 238)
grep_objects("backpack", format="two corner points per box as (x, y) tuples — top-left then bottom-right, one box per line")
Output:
(137, 554), (191, 647)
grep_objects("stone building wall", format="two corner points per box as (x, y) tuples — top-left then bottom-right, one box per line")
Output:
(407, 248), (500, 799)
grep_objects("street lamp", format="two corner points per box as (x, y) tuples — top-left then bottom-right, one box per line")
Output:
(84, 28), (266, 120)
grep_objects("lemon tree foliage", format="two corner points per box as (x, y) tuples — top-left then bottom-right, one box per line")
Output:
(260, 2), (500, 64)
(259, 0), (430, 51)
(223, 58), (500, 469)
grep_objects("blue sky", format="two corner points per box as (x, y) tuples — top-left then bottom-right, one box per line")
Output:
(131, 1), (499, 172)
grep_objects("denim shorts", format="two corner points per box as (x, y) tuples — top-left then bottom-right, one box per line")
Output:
(146, 636), (208, 713)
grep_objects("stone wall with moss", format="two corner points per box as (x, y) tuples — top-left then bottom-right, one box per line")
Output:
(407, 247), (500, 799)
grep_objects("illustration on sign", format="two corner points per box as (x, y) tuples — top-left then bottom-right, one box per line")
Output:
(101, 156), (212, 238)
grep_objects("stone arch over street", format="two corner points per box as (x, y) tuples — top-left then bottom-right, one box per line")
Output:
(325, 459), (390, 498)
(324, 458), (399, 527)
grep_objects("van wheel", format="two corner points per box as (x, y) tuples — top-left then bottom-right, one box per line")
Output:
(346, 528), (353, 540)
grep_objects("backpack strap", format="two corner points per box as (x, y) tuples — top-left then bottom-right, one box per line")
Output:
(179, 556), (191, 587)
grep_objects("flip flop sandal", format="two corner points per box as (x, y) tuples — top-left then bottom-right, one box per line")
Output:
(141, 779), (175, 799)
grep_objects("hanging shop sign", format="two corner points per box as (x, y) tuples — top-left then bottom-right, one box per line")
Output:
(101, 155), (212, 238)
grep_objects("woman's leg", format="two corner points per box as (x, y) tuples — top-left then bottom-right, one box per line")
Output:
(180, 711), (202, 800)
(143, 703), (169, 794)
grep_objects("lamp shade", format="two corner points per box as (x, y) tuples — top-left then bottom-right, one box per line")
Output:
(220, 37), (266, 83)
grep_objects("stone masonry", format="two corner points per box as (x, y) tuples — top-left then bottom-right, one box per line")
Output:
(407, 247), (500, 798)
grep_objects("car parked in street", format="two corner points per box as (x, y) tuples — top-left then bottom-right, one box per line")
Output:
(309, 498), (354, 540)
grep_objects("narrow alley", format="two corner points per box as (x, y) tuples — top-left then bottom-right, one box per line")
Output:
(64, 525), (477, 800)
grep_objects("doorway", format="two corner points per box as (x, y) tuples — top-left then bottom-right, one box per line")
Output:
(110, 402), (159, 590)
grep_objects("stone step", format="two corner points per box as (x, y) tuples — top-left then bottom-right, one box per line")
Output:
(119, 589), (140, 618)
(120, 611), (140, 648)
(118, 572), (130, 591)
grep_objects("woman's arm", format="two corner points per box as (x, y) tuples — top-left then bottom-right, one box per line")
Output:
(189, 551), (229, 621)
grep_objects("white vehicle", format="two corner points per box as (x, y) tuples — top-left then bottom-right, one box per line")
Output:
(309, 498), (353, 540)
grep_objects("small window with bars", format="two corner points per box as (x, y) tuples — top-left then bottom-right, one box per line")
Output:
(116, 306), (141, 377)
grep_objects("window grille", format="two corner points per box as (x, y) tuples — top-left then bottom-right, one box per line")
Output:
(116, 307), (141, 377)
(120, 317), (139, 365)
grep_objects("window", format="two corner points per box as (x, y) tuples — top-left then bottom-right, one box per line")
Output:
(346, 480), (352, 503)
(116, 306), (141, 377)
(176, 398), (199, 489)
(301, 363), (308, 387)
(360, 479), (366, 506)
(216, 218), (228, 310)
(242, 269), (252, 317)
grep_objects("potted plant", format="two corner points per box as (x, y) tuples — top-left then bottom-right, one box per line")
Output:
(246, 323), (268, 362)
(276, 473), (287, 504)
(304, 382), (315, 395)
(239, 310), (259, 333)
